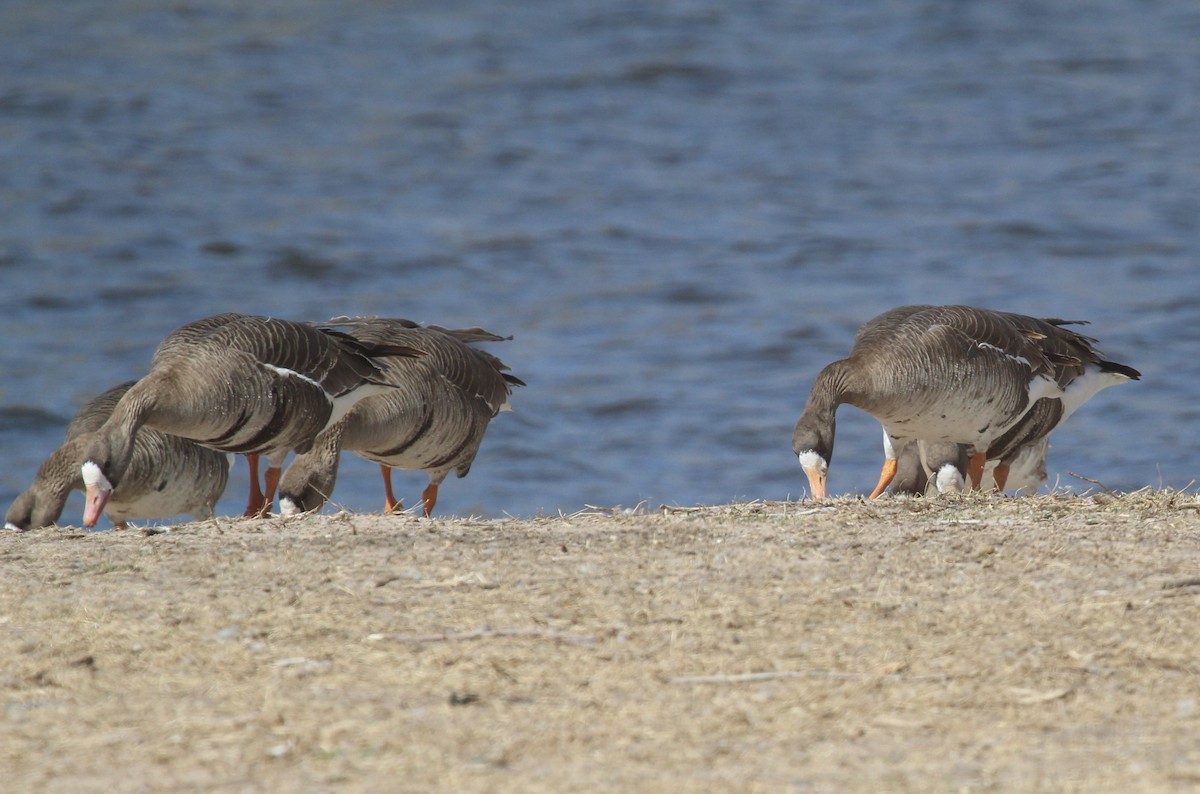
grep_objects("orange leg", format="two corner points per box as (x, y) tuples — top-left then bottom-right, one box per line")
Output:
(381, 465), (404, 513)
(991, 463), (1010, 493)
(966, 451), (987, 490)
(869, 458), (899, 500)
(421, 482), (440, 517)
(259, 465), (281, 517)
(242, 454), (266, 517)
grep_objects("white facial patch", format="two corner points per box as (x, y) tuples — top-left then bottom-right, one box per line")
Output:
(5, 522), (22, 532)
(797, 450), (827, 473)
(934, 464), (964, 494)
(81, 461), (113, 492)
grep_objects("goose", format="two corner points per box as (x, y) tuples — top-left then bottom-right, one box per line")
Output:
(277, 317), (523, 517)
(888, 439), (968, 497)
(891, 438), (1048, 497)
(79, 313), (423, 525)
(6, 381), (230, 530)
(791, 305), (1138, 500)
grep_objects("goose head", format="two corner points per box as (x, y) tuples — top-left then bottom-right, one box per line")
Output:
(791, 414), (835, 500)
(5, 489), (64, 531)
(933, 463), (965, 494)
(277, 452), (337, 517)
(80, 434), (132, 528)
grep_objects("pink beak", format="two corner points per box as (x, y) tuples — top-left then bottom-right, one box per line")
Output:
(83, 485), (110, 528)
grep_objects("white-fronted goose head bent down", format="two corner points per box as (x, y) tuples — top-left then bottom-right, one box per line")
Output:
(80, 313), (424, 523)
(791, 305), (1138, 500)
(886, 439), (968, 498)
(278, 317), (523, 518)
(6, 381), (231, 530)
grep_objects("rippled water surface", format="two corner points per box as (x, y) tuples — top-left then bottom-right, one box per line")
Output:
(2, 1), (1197, 521)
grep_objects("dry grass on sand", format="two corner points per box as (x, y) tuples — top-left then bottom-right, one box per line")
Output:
(2, 490), (1200, 792)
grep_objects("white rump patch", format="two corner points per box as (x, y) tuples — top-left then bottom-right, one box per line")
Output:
(81, 461), (113, 492)
(279, 497), (300, 517)
(4, 522), (22, 532)
(1059, 365), (1131, 420)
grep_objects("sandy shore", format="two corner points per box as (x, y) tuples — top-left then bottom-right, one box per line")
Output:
(3, 491), (1199, 792)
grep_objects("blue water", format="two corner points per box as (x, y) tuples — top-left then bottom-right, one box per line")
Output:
(2, 1), (1197, 522)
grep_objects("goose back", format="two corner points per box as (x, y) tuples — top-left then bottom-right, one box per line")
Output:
(153, 314), (415, 401)
(88, 314), (421, 473)
(838, 305), (1063, 447)
(65, 380), (138, 440)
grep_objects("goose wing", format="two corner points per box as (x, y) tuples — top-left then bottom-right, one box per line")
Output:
(157, 314), (424, 398)
(914, 305), (1058, 377)
(322, 316), (523, 413)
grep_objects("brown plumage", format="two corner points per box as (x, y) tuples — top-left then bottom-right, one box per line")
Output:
(277, 317), (523, 517)
(6, 381), (230, 530)
(791, 305), (1138, 499)
(79, 313), (423, 525)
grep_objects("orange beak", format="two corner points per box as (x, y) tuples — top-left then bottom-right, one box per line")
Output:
(801, 466), (827, 500)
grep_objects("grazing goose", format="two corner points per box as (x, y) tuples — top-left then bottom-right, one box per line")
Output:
(891, 438), (1048, 497)
(888, 439), (968, 497)
(80, 313), (424, 525)
(277, 317), (523, 517)
(922, 441), (969, 494)
(6, 381), (230, 530)
(791, 305), (1138, 500)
